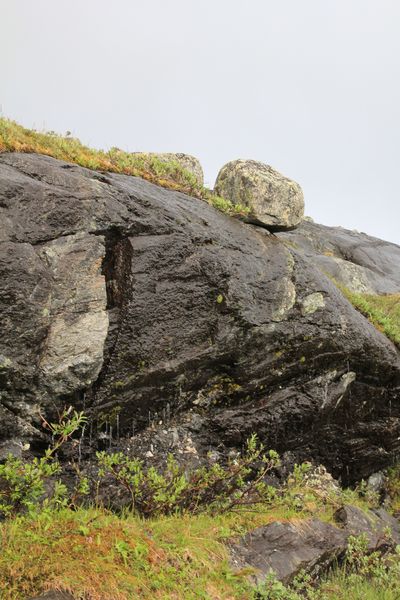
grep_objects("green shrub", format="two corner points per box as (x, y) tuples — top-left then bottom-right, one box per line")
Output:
(96, 434), (280, 517)
(0, 408), (86, 518)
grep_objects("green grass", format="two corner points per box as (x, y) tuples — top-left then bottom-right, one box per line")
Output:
(0, 117), (249, 218)
(337, 286), (400, 347)
(316, 567), (400, 600)
(0, 504), (311, 600)
(2, 500), (400, 600)
(0, 474), (380, 600)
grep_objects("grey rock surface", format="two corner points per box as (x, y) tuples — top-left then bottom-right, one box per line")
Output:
(0, 153), (399, 482)
(230, 519), (347, 584)
(335, 504), (400, 549)
(230, 505), (400, 584)
(214, 159), (304, 230)
(278, 220), (400, 294)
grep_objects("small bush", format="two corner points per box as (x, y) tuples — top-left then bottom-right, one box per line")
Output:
(0, 407), (86, 518)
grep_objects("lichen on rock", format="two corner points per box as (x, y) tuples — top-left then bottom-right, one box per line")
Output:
(214, 159), (305, 230)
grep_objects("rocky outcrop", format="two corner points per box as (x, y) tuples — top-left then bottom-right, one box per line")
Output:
(230, 519), (347, 585)
(279, 220), (400, 294)
(230, 505), (400, 585)
(133, 152), (204, 187)
(214, 159), (304, 230)
(0, 153), (399, 482)
(335, 504), (400, 549)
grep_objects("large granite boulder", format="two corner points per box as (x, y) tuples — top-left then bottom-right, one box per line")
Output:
(133, 152), (204, 187)
(0, 153), (399, 482)
(214, 159), (304, 230)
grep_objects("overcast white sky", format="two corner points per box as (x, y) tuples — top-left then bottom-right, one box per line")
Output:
(1, 0), (399, 244)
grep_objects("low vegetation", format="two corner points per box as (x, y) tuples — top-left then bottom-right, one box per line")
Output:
(0, 409), (400, 598)
(256, 537), (400, 600)
(0, 117), (249, 217)
(336, 285), (400, 347)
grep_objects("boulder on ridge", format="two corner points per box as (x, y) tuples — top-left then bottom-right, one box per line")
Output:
(214, 159), (304, 230)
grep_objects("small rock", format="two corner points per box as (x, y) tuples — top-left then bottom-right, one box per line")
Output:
(302, 465), (341, 498)
(367, 471), (387, 495)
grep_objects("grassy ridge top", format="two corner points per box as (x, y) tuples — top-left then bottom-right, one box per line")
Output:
(0, 118), (248, 217)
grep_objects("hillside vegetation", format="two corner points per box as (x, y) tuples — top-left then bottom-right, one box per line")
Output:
(0, 118), (248, 217)
(1, 469), (400, 600)
(0, 409), (399, 600)
(339, 288), (400, 347)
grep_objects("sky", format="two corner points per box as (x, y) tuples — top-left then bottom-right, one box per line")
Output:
(1, 0), (399, 244)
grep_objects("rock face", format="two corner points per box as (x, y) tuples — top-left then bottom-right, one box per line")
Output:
(0, 153), (399, 482)
(230, 505), (400, 584)
(335, 504), (400, 549)
(230, 519), (347, 584)
(133, 152), (204, 187)
(214, 159), (304, 230)
(278, 220), (400, 294)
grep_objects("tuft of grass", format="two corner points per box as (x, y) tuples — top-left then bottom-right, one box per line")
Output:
(0, 118), (249, 218)
(335, 284), (400, 347)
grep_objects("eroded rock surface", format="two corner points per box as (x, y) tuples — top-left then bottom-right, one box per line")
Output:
(230, 505), (400, 585)
(0, 153), (399, 482)
(214, 159), (304, 230)
(230, 519), (347, 584)
(279, 220), (400, 294)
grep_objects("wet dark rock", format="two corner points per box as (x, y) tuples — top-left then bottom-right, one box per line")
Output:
(230, 519), (347, 584)
(0, 153), (399, 483)
(230, 506), (400, 585)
